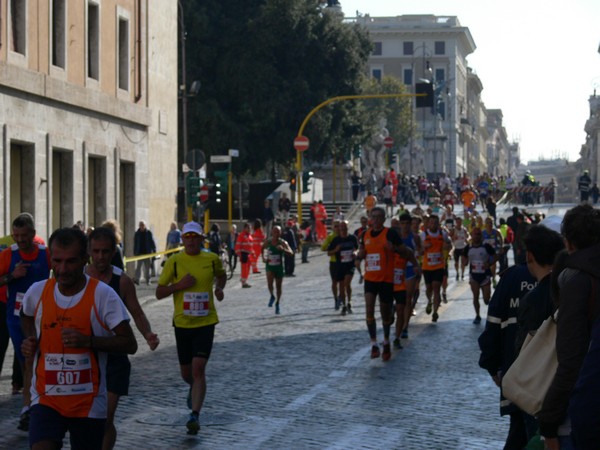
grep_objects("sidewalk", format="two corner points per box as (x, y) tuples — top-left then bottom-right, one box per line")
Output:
(0, 216), (509, 449)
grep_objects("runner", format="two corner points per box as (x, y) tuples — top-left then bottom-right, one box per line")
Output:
(156, 222), (227, 435)
(327, 221), (359, 315)
(85, 227), (159, 450)
(462, 227), (497, 324)
(0, 213), (51, 431)
(321, 221), (341, 309)
(397, 213), (422, 340)
(355, 207), (414, 361)
(363, 191), (377, 217)
(235, 223), (254, 288)
(482, 217), (503, 287)
(20, 227), (137, 450)
(262, 226), (293, 315)
(420, 214), (452, 322)
(449, 217), (470, 281)
(390, 219), (409, 349)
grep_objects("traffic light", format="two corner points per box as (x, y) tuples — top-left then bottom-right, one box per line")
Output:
(415, 82), (434, 108)
(390, 152), (397, 165)
(186, 175), (201, 206)
(209, 182), (222, 206)
(214, 169), (228, 193)
(289, 172), (296, 191)
(302, 171), (314, 193)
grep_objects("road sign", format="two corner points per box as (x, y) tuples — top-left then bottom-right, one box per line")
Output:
(186, 149), (205, 171)
(199, 185), (209, 203)
(294, 136), (310, 152)
(210, 155), (232, 163)
(383, 137), (394, 148)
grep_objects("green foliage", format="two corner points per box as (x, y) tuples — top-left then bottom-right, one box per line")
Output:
(359, 76), (414, 149)
(181, 0), (372, 173)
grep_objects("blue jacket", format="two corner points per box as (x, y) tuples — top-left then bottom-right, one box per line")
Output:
(478, 264), (537, 416)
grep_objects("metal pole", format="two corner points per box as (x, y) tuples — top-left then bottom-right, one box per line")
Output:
(228, 163), (232, 229)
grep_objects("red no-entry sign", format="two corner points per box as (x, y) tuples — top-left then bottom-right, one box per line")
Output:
(199, 185), (209, 203)
(383, 136), (394, 148)
(294, 136), (310, 152)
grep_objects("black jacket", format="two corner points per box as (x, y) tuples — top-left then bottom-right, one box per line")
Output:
(538, 243), (600, 438)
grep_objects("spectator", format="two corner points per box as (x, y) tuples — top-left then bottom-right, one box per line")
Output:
(224, 224), (238, 271)
(133, 220), (156, 285)
(208, 224), (222, 255)
(350, 171), (361, 202)
(278, 193), (292, 225)
(577, 169), (592, 203)
(163, 221), (182, 264)
(282, 221), (298, 277)
(262, 199), (274, 237)
(591, 182), (599, 204)
(538, 204), (600, 448)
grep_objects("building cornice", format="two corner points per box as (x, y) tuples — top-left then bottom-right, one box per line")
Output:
(0, 62), (151, 127)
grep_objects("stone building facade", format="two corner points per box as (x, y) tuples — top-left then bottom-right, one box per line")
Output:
(0, 0), (177, 254)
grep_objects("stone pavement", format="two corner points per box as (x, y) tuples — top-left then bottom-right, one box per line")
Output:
(0, 217), (513, 449)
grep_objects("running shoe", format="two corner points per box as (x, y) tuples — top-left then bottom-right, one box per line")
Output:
(347, 304), (353, 314)
(370, 345), (380, 359)
(186, 413), (200, 435)
(275, 303), (280, 315)
(382, 343), (392, 361)
(425, 302), (432, 315)
(442, 292), (448, 304)
(473, 316), (482, 325)
(186, 387), (192, 409)
(268, 295), (275, 307)
(17, 408), (30, 431)
(393, 338), (403, 350)
(341, 305), (347, 316)
(242, 283), (252, 288)
(432, 311), (439, 322)
(401, 329), (409, 339)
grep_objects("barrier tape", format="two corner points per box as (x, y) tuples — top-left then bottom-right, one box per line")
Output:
(511, 186), (555, 194)
(123, 246), (183, 264)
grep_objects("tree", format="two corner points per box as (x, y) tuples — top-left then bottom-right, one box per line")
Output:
(181, 0), (372, 173)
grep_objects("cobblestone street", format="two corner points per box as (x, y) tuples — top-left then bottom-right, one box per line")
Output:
(0, 231), (511, 450)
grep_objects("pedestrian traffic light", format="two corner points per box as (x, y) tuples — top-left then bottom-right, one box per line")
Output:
(214, 169), (229, 193)
(302, 171), (314, 193)
(390, 152), (397, 165)
(186, 175), (201, 206)
(415, 82), (434, 108)
(289, 172), (296, 191)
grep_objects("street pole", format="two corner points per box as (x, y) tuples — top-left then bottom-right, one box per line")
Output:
(228, 163), (232, 229)
(178, 1), (192, 222)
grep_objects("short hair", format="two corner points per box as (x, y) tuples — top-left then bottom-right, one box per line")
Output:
(399, 213), (412, 222)
(49, 228), (88, 259)
(523, 225), (564, 266)
(88, 227), (117, 249)
(561, 204), (600, 250)
(12, 212), (35, 230)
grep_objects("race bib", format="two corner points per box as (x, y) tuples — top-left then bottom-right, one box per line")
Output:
(183, 292), (209, 317)
(427, 252), (442, 266)
(268, 253), (281, 266)
(340, 250), (354, 263)
(393, 268), (404, 285)
(44, 352), (93, 396)
(365, 254), (381, 272)
(471, 260), (486, 274)
(14, 292), (24, 316)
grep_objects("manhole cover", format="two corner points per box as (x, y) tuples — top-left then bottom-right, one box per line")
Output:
(136, 408), (248, 427)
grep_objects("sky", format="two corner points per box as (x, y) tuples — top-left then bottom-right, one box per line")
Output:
(339, 0), (600, 163)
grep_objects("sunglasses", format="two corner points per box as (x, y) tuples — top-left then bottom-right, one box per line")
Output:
(182, 232), (201, 238)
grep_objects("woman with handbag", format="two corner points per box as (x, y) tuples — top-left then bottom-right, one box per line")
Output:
(538, 205), (600, 450)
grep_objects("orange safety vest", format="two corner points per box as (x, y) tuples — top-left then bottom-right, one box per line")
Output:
(235, 231), (253, 254)
(34, 278), (105, 417)
(422, 231), (445, 271)
(363, 228), (394, 283)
